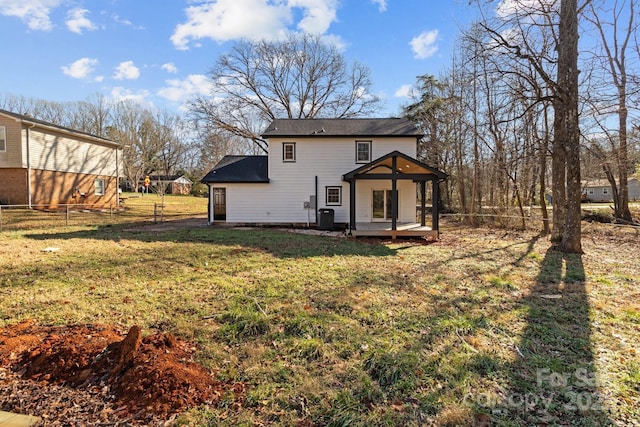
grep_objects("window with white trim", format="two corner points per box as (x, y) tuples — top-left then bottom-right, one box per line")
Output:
(602, 188), (609, 195)
(326, 186), (342, 206)
(283, 142), (296, 162)
(587, 188), (595, 195)
(355, 140), (371, 163)
(0, 126), (6, 152)
(94, 179), (105, 196)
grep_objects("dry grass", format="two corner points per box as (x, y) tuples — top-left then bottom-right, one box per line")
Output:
(1, 217), (638, 426)
(0, 193), (207, 231)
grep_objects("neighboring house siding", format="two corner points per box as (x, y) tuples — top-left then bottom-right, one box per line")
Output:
(28, 128), (116, 176)
(629, 179), (640, 200)
(0, 117), (23, 168)
(583, 178), (640, 202)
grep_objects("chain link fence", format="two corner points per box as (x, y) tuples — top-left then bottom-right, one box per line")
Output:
(0, 200), (205, 232)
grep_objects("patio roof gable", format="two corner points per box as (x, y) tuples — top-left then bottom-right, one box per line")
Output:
(342, 150), (447, 181)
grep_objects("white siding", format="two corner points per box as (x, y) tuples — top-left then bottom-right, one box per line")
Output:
(26, 127), (117, 176)
(0, 117), (23, 167)
(219, 136), (417, 224)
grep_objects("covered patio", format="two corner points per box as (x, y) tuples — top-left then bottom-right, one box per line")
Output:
(342, 151), (447, 240)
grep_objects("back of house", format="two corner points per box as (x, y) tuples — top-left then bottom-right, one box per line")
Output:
(202, 118), (446, 236)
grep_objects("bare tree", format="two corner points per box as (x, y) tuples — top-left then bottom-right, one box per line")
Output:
(189, 33), (382, 152)
(584, 0), (638, 223)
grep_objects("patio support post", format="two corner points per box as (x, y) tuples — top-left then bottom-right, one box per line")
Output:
(432, 179), (439, 233)
(420, 180), (426, 226)
(391, 156), (398, 232)
(349, 179), (356, 233)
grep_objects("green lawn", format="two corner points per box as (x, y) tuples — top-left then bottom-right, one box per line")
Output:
(1, 219), (638, 426)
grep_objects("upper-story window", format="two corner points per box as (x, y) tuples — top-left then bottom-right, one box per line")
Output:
(602, 188), (609, 195)
(283, 142), (296, 162)
(0, 126), (6, 152)
(356, 140), (371, 163)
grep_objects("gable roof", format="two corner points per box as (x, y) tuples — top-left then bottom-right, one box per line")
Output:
(0, 108), (118, 147)
(261, 118), (422, 138)
(201, 155), (269, 184)
(148, 175), (193, 184)
(343, 150), (447, 182)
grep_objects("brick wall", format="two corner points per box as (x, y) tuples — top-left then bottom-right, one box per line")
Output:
(0, 168), (28, 205)
(31, 169), (117, 208)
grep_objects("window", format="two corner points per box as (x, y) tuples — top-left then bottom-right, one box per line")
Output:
(326, 186), (342, 206)
(283, 142), (296, 162)
(0, 126), (6, 152)
(587, 188), (595, 195)
(602, 188), (609, 195)
(356, 141), (371, 163)
(94, 179), (105, 196)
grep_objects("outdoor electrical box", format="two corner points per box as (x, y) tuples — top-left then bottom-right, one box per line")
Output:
(304, 196), (317, 210)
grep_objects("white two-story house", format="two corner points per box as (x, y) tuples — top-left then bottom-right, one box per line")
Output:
(201, 118), (447, 238)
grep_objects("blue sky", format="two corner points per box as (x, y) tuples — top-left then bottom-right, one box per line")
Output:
(0, 1), (479, 117)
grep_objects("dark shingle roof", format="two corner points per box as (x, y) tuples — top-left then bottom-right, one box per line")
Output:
(261, 118), (422, 138)
(201, 156), (269, 183)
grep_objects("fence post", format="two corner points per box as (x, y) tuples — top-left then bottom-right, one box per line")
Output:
(110, 203), (113, 223)
(66, 205), (70, 226)
(154, 203), (157, 223)
(0, 206), (2, 232)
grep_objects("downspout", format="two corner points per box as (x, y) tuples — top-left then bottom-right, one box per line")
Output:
(315, 175), (318, 225)
(116, 144), (120, 208)
(25, 123), (35, 209)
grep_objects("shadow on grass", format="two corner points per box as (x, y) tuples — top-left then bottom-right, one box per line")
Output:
(23, 223), (399, 259)
(490, 247), (614, 425)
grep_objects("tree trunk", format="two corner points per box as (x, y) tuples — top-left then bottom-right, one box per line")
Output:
(557, 0), (582, 253)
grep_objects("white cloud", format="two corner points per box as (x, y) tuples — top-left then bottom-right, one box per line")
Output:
(109, 13), (145, 30)
(66, 8), (96, 34)
(158, 74), (213, 103)
(496, 0), (555, 18)
(171, 0), (340, 50)
(410, 29), (439, 59)
(162, 63), (178, 74)
(289, 0), (337, 34)
(0, 0), (63, 31)
(61, 57), (99, 79)
(371, 0), (387, 12)
(110, 87), (152, 107)
(113, 61), (140, 80)
(394, 84), (413, 98)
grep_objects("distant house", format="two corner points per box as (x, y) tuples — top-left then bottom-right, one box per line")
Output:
(201, 118), (447, 238)
(582, 178), (640, 202)
(0, 109), (120, 208)
(144, 175), (193, 195)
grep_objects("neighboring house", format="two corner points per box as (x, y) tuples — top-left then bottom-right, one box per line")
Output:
(201, 118), (447, 238)
(144, 175), (193, 195)
(0, 109), (121, 208)
(582, 178), (640, 202)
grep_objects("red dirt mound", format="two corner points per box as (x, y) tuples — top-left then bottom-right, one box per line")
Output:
(0, 320), (241, 424)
